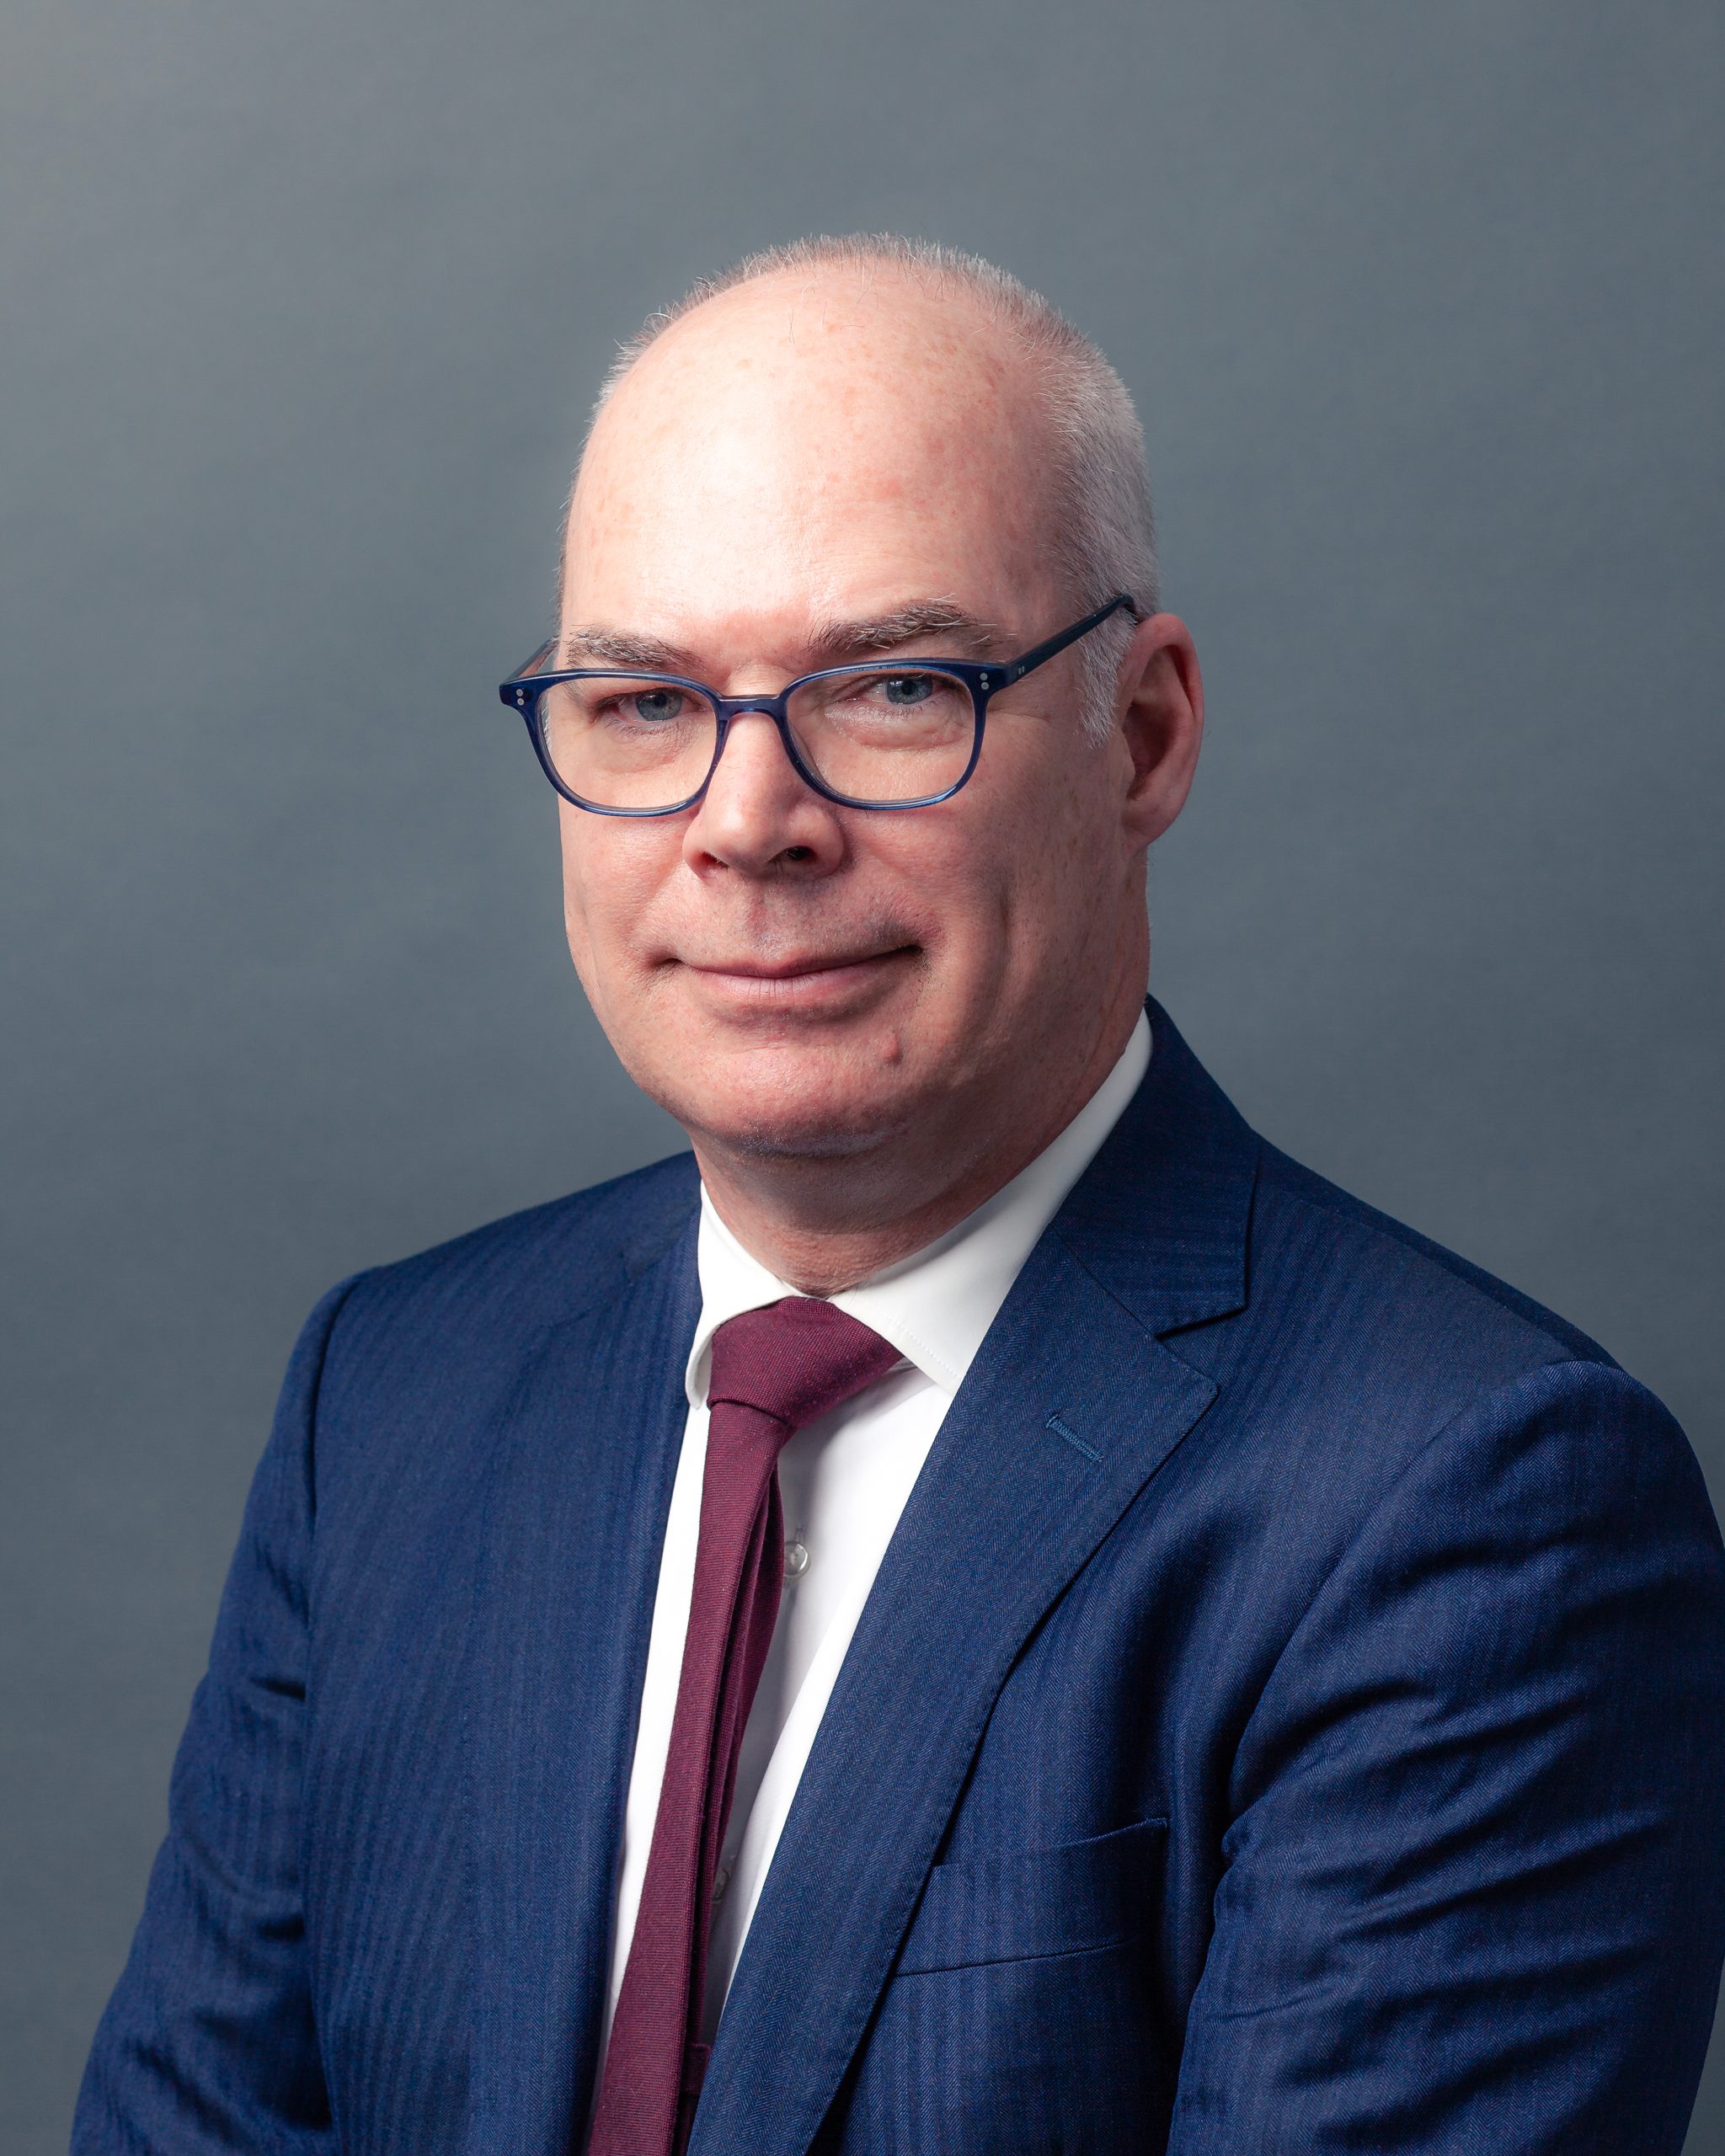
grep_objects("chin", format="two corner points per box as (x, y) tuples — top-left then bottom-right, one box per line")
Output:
(652, 1049), (916, 1165)
(720, 1119), (887, 1162)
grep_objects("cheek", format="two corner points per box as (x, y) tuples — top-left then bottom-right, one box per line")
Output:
(862, 814), (1047, 1022)
(936, 746), (1111, 965)
(556, 812), (598, 967)
(557, 813), (663, 985)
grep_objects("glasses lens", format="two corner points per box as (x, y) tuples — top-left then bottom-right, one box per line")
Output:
(535, 676), (718, 810)
(786, 667), (976, 803)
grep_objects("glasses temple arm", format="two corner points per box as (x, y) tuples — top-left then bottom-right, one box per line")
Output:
(505, 638), (560, 684)
(1001, 593), (1139, 686)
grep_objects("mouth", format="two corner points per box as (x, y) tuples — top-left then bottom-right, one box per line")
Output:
(679, 944), (920, 1008)
(689, 947), (914, 980)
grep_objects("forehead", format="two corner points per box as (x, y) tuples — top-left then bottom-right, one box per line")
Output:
(564, 270), (1061, 637)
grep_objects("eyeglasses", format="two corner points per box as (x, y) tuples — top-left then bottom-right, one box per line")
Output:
(496, 593), (1137, 815)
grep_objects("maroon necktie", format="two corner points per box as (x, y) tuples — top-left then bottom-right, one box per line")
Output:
(587, 1296), (900, 2156)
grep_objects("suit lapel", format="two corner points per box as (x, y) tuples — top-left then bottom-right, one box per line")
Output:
(688, 1004), (1257, 2156)
(467, 1214), (700, 2155)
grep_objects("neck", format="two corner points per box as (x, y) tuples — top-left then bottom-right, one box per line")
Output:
(690, 985), (1146, 1296)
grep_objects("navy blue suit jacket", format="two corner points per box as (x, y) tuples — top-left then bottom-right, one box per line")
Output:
(76, 1006), (1725, 2153)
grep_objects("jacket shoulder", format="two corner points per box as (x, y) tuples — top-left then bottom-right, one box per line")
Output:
(1252, 1139), (1616, 1375)
(328, 1148), (700, 1353)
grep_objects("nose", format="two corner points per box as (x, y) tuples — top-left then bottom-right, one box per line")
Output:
(681, 710), (846, 878)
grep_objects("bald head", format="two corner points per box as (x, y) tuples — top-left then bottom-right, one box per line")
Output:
(563, 238), (1157, 730)
(569, 261), (1070, 662)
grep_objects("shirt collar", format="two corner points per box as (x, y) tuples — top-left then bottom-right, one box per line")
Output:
(686, 1010), (1151, 1405)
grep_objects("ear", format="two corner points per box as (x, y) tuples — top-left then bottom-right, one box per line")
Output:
(1114, 612), (1204, 847)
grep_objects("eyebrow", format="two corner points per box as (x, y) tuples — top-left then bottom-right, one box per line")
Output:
(559, 626), (693, 670)
(558, 600), (1007, 676)
(805, 600), (1006, 665)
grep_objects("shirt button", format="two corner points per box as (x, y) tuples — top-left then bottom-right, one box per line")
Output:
(712, 1855), (735, 1903)
(783, 1540), (809, 1581)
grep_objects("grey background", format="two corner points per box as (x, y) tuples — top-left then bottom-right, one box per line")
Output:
(3, 0), (1720, 2147)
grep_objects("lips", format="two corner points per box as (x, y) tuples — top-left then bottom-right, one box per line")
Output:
(686, 947), (911, 979)
(672, 944), (921, 1013)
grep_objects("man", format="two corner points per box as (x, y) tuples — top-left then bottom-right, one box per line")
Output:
(76, 237), (1725, 2153)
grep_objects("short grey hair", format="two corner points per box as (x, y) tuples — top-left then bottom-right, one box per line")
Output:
(585, 234), (1159, 740)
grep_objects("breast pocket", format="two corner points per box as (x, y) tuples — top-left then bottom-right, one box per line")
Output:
(895, 1813), (1168, 1974)
(823, 1817), (1172, 2156)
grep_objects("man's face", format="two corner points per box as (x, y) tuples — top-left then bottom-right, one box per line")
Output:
(556, 270), (1187, 1187)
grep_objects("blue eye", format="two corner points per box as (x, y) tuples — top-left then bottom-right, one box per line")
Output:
(628, 689), (686, 723)
(880, 674), (937, 707)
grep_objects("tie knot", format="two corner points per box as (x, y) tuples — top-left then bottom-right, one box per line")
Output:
(707, 1297), (900, 1434)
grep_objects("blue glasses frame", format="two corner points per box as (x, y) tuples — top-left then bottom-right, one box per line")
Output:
(496, 592), (1138, 815)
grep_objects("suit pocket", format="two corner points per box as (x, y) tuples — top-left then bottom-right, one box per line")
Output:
(894, 1814), (1167, 1977)
(822, 1817), (1175, 2153)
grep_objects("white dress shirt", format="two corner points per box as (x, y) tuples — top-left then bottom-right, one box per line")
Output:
(595, 1011), (1151, 2063)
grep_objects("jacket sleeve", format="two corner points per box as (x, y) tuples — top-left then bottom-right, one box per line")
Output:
(1167, 1357), (1725, 2155)
(72, 1278), (360, 2154)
